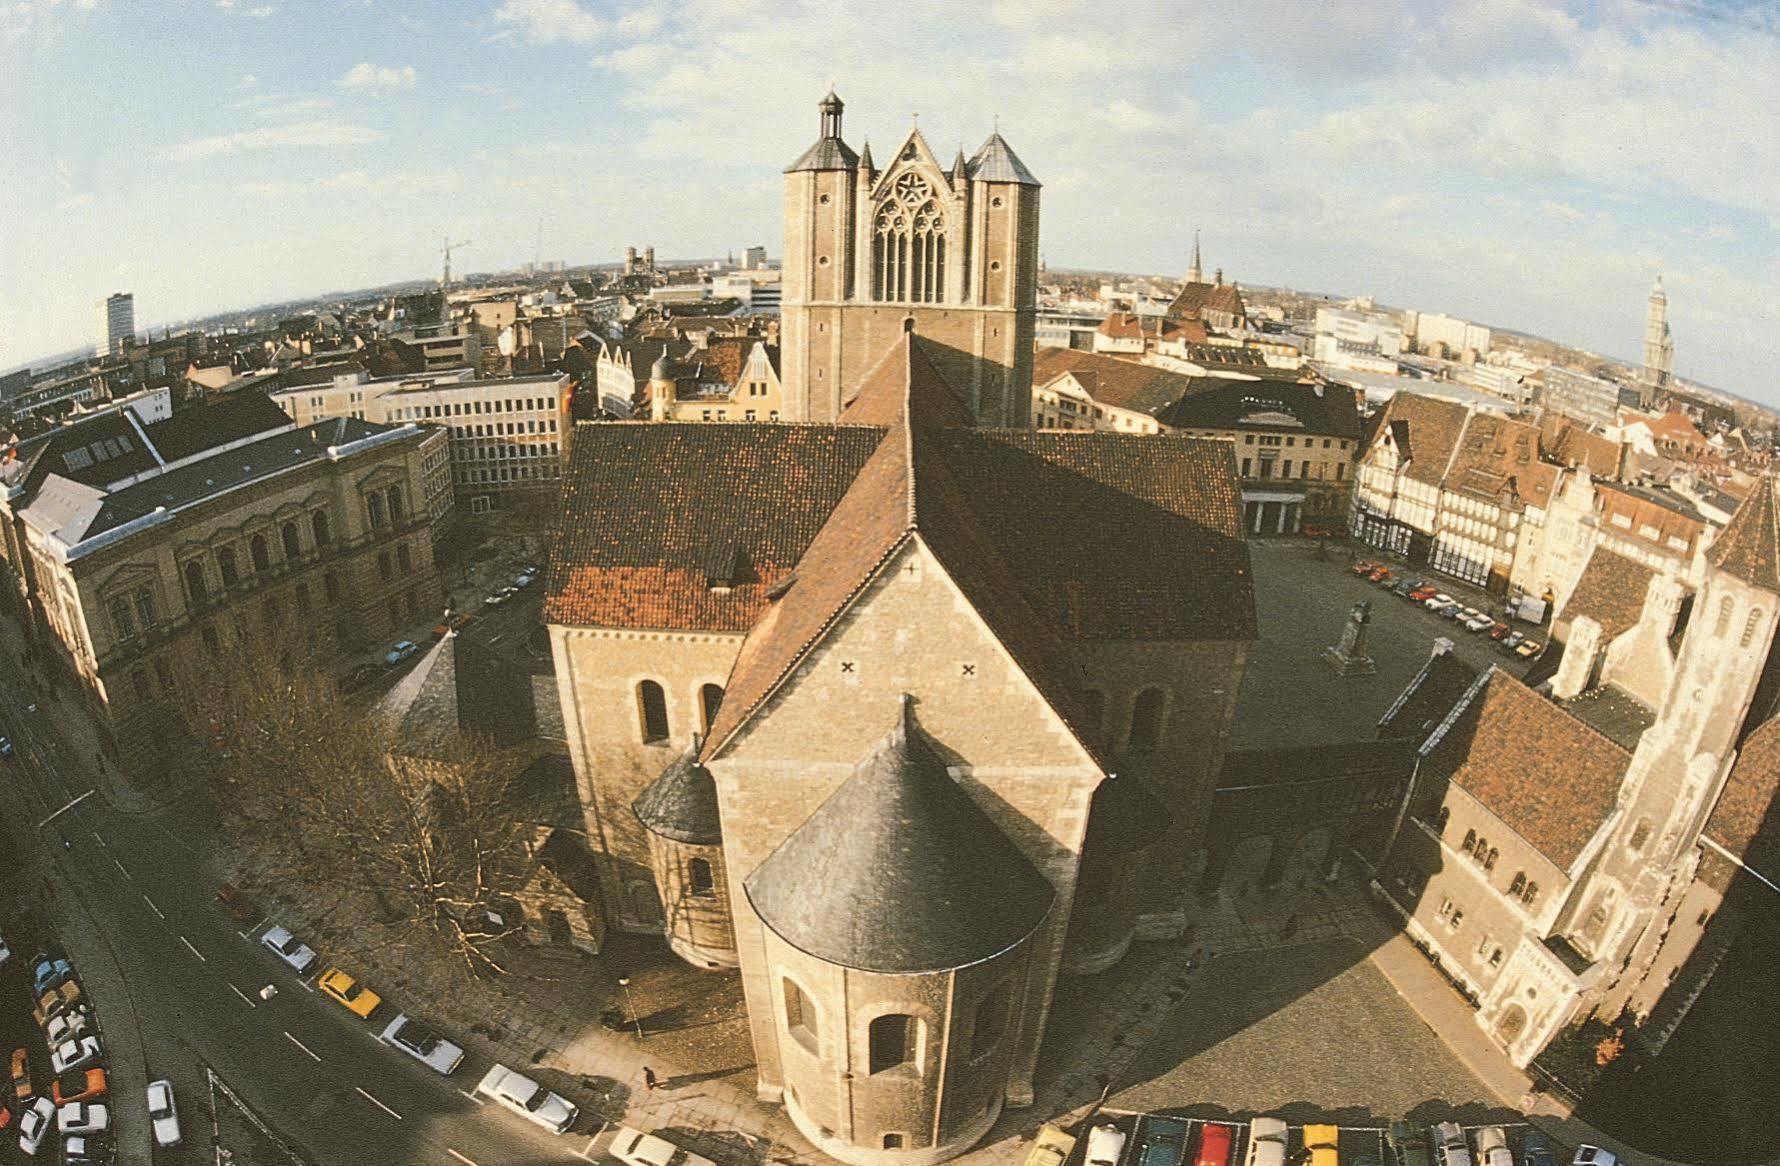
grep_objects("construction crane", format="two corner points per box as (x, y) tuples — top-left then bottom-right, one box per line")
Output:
(439, 236), (471, 291)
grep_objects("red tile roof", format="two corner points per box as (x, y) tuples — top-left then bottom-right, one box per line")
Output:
(1425, 669), (1631, 869)
(1032, 348), (1198, 416)
(1560, 547), (1656, 641)
(1706, 475), (1780, 592)
(1370, 392), (1469, 488)
(1165, 280), (1247, 323)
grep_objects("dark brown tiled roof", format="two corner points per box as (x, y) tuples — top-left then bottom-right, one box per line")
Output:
(1372, 392), (1468, 488)
(1165, 280), (1247, 322)
(543, 423), (884, 631)
(1031, 348), (1197, 417)
(1706, 475), (1780, 592)
(1560, 547), (1657, 641)
(1704, 714), (1780, 883)
(1598, 483), (1707, 557)
(1540, 415), (1625, 479)
(1444, 411), (1554, 510)
(1425, 669), (1631, 869)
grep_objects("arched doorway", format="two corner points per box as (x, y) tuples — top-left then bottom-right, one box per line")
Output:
(1495, 1003), (1528, 1047)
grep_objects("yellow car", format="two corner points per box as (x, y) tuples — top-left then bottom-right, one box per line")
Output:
(317, 967), (382, 1019)
(1025, 1124), (1077, 1166)
(1303, 1124), (1340, 1166)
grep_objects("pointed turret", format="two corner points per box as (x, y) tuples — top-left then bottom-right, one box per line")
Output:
(1187, 227), (1203, 284)
(857, 137), (874, 174)
(951, 145), (968, 185)
(785, 90), (859, 172)
(1708, 476), (1780, 593)
(966, 131), (1041, 186)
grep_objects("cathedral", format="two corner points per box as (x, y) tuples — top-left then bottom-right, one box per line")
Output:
(545, 94), (1253, 1166)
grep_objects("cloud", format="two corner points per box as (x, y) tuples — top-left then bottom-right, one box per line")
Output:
(336, 62), (417, 93)
(55, 191), (94, 211)
(168, 119), (384, 160)
(492, 0), (602, 43)
(237, 72), (258, 88)
(236, 168), (462, 198)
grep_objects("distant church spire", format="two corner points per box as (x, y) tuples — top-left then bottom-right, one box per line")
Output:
(1187, 227), (1203, 284)
(1642, 270), (1674, 408)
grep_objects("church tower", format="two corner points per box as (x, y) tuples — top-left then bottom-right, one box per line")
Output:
(1641, 273), (1674, 409)
(780, 92), (1040, 427)
(1186, 227), (1203, 285)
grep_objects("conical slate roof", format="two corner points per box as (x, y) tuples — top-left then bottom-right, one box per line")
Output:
(633, 742), (723, 845)
(1708, 476), (1780, 593)
(744, 697), (1055, 973)
(967, 132), (1040, 186)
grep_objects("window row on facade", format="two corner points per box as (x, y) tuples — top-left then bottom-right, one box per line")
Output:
(635, 680), (726, 745)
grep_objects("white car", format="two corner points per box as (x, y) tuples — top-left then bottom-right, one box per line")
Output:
(611, 1126), (717, 1166)
(17, 1096), (53, 1155)
(1464, 613), (1496, 632)
(475, 1063), (577, 1134)
(513, 571), (537, 589)
(1423, 592), (1455, 610)
(1431, 1122), (1473, 1166)
(148, 1078), (182, 1147)
(57, 1100), (110, 1134)
(1572, 1149), (1618, 1166)
(1085, 1123), (1128, 1166)
(1246, 1118), (1288, 1166)
(0, 930), (10, 964)
(46, 1006), (92, 1045)
(379, 1014), (465, 1075)
(260, 925), (316, 973)
(1473, 1127), (1512, 1166)
(50, 1036), (101, 1074)
(63, 1134), (106, 1163)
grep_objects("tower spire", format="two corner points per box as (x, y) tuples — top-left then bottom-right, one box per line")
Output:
(1187, 227), (1203, 284)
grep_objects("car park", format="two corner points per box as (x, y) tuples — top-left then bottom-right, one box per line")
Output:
(37, 981), (81, 1019)
(1352, 561), (1377, 577)
(57, 1100), (109, 1135)
(474, 1063), (577, 1134)
(379, 1014), (464, 1075)
(1025, 1124), (1077, 1166)
(1409, 585), (1439, 602)
(1193, 1123), (1236, 1166)
(52, 1068), (106, 1106)
(1515, 639), (1542, 658)
(1451, 605), (1480, 623)
(1424, 592), (1455, 610)
(11, 1049), (33, 1102)
(610, 1126), (716, 1166)
(259, 925), (316, 973)
(1303, 1124), (1340, 1166)
(1245, 1117), (1288, 1166)
(1502, 632), (1524, 650)
(1520, 1132), (1555, 1166)
(147, 1079), (181, 1147)
(1489, 622), (1513, 640)
(1433, 602), (1462, 618)
(1473, 1127), (1512, 1166)
(17, 1096), (52, 1155)
(1431, 1122), (1472, 1166)
(63, 1132), (112, 1163)
(46, 1007), (93, 1046)
(32, 957), (72, 994)
(317, 967), (381, 1018)
(1085, 1123), (1128, 1166)
(1389, 1124), (1434, 1166)
(1391, 579), (1418, 597)
(1571, 1148), (1617, 1166)
(1464, 613), (1495, 632)
(384, 640), (419, 666)
(50, 1037), (100, 1075)
(1138, 1117), (1189, 1166)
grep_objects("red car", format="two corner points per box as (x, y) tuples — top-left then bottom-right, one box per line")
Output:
(1302, 524), (1331, 538)
(1489, 622), (1513, 640)
(1351, 560), (1376, 577)
(1369, 566), (1393, 583)
(1409, 585), (1439, 602)
(1193, 1122), (1235, 1166)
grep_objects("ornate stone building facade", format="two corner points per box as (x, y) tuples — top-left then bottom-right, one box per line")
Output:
(779, 93), (1040, 428)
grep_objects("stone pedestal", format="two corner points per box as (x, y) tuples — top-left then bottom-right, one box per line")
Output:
(1323, 599), (1377, 676)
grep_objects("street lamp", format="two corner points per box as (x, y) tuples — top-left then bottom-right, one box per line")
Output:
(617, 976), (644, 1038)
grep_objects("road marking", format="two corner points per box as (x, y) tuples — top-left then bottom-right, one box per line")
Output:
(447, 1151), (479, 1166)
(284, 1032), (321, 1062)
(89, 830), (106, 848)
(141, 893), (165, 919)
(111, 857), (129, 878)
(458, 1089), (485, 1106)
(180, 936), (206, 962)
(355, 1086), (401, 1120)
(230, 984), (257, 1008)
(38, 789), (95, 828)
(297, 978), (315, 992)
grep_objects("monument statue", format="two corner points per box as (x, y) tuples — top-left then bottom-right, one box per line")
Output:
(1324, 598), (1377, 677)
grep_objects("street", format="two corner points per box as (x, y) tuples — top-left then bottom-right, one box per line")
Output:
(0, 655), (627, 1166)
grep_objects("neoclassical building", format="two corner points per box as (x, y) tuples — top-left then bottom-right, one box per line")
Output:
(779, 93), (1040, 428)
(546, 329), (1253, 1163)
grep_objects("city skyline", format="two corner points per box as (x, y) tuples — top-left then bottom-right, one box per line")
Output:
(4, 0), (1778, 400)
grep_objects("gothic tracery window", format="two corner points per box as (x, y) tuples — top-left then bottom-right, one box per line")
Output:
(873, 173), (946, 304)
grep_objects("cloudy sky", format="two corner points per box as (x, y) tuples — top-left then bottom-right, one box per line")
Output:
(3, 0), (1777, 400)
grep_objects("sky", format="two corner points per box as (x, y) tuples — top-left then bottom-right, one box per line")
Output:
(3, 0), (1778, 401)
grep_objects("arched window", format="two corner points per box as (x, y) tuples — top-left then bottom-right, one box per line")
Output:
(312, 509), (332, 546)
(397, 543), (412, 575)
(1509, 872), (1526, 897)
(1461, 829), (1477, 856)
(368, 492), (387, 529)
(1523, 881), (1540, 907)
(1716, 595), (1734, 638)
(1484, 847), (1499, 871)
(868, 1013), (921, 1075)
(281, 520), (302, 561)
(872, 174), (946, 303)
(688, 857), (715, 898)
(1128, 688), (1166, 753)
(1742, 608), (1764, 649)
(250, 533), (270, 574)
(185, 561), (208, 605)
(386, 485), (404, 524)
(218, 547), (239, 588)
(134, 587), (157, 629)
(1434, 805), (1451, 834)
(109, 595), (135, 641)
(782, 977), (818, 1053)
(637, 680), (669, 744)
(699, 684), (724, 734)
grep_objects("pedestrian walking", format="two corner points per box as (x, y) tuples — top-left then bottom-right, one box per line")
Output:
(643, 1066), (659, 1092)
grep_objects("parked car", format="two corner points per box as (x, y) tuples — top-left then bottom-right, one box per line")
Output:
(317, 967), (381, 1019)
(46, 1007), (92, 1046)
(215, 882), (259, 926)
(52, 1068), (105, 1106)
(513, 570), (537, 589)
(56, 1101), (109, 1135)
(1464, 613), (1496, 632)
(32, 957), (72, 995)
(1085, 1123), (1128, 1166)
(1424, 592), (1455, 610)
(474, 1063), (577, 1134)
(0, 932), (9, 963)
(1245, 1117), (1288, 1166)
(62, 1132), (112, 1163)
(1489, 622), (1513, 640)
(379, 1014), (464, 1075)
(1451, 605), (1480, 623)
(1025, 1124), (1078, 1166)
(0, 736), (12, 758)
(1409, 585), (1440, 602)
(1192, 1123), (1236, 1166)
(1515, 639), (1542, 658)
(11, 1049), (33, 1102)
(1430, 1122), (1472, 1166)
(50, 1037), (101, 1075)
(1369, 567), (1394, 584)
(1137, 1117), (1189, 1166)
(36, 981), (81, 1019)
(1391, 578), (1419, 597)
(16, 1096), (53, 1156)
(1571, 1149), (1618, 1166)
(1433, 602), (1463, 619)
(147, 1079), (181, 1147)
(431, 612), (475, 640)
(259, 925), (316, 973)
(1351, 560), (1377, 577)
(384, 640), (420, 666)
(1473, 1127), (1512, 1166)
(1388, 1124), (1434, 1166)
(1520, 1132), (1555, 1166)
(1303, 1124), (1340, 1166)
(484, 586), (517, 606)
(610, 1126), (716, 1166)
(1502, 631), (1525, 650)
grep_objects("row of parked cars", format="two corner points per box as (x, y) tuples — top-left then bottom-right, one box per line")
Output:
(380, 563), (540, 669)
(1353, 562), (1542, 659)
(1, 937), (181, 1161)
(1063, 1116), (1622, 1166)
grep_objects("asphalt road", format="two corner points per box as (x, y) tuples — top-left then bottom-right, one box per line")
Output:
(0, 663), (623, 1166)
